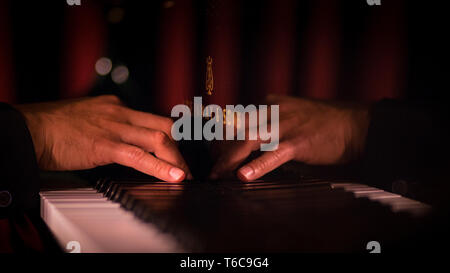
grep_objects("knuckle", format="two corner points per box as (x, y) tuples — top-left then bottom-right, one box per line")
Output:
(152, 160), (167, 174)
(265, 94), (275, 101)
(265, 94), (280, 104)
(102, 94), (122, 104)
(162, 117), (174, 134)
(253, 157), (270, 171)
(162, 117), (174, 128)
(153, 131), (170, 146)
(125, 147), (146, 163)
(285, 143), (296, 158)
(102, 104), (122, 116)
(275, 144), (294, 162)
(272, 149), (284, 161)
(93, 116), (110, 129)
(91, 139), (113, 165)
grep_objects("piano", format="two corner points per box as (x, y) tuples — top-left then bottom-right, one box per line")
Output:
(40, 172), (432, 253)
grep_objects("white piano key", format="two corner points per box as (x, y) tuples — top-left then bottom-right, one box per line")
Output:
(331, 182), (431, 217)
(40, 190), (184, 253)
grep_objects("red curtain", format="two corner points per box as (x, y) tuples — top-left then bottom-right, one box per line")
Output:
(155, 0), (196, 115)
(354, 0), (406, 101)
(1, 0), (406, 106)
(60, 2), (106, 99)
(259, 0), (297, 98)
(0, 1), (15, 103)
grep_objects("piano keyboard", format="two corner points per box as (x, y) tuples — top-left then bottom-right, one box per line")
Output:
(40, 189), (183, 253)
(40, 179), (431, 253)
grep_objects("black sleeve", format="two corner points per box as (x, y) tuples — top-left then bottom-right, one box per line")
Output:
(362, 99), (450, 203)
(0, 103), (40, 218)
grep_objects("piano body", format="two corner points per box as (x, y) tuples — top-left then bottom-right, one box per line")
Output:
(40, 171), (432, 253)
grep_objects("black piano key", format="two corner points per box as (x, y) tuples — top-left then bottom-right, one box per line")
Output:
(95, 178), (110, 192)
(93, 176), (428, 252)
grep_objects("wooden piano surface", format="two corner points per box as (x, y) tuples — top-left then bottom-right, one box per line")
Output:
(40, 177), (432, 253)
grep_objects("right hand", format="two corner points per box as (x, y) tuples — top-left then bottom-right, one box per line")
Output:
(15, 95), (192, 182)
(210, 95), (370, 181)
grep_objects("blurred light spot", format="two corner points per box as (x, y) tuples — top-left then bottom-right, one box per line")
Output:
(95, 57), (112, 76)
(163, 1), (175, 9)
(112, 65), (129, 84)
(108, 7), (125, 24)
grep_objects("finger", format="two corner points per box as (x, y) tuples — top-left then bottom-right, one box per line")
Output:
(265, 94), (301, 114)
(210, 117), (287, 179)
(237, 143), (294, 182)
(120, 107), (174, 139)
(210, 104), (289, 179)
(96, 95), (124, 105)
(108, 122), (192, 179)
(109, 142), (186, 182)
(209, 140), (260, 179)
(265, 94), (283, 104)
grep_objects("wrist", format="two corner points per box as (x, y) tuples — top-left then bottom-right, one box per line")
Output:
(348, 106), (370, 161)
(13, 104), (45, 166)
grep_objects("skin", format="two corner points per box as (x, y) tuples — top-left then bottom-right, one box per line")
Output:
(15, 95), (192, 182)
(14, 94), (369, 183)
(210, 94), (370, 182)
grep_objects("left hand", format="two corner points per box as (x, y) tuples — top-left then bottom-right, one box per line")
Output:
(15, 95), (192, 182)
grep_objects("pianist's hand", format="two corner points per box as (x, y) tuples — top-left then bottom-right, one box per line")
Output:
(15, 95), (191, 182)
(210, 95), (370, 181)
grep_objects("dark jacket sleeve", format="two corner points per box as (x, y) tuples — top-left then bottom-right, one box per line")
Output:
(0, 103), (40, 218)
(362, 99), (450, 203)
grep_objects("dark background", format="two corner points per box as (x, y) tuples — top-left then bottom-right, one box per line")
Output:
(0, 0), (447, 114)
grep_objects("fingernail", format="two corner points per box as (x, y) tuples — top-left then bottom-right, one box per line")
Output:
(169, 168), (185, 181)
(238, 166), (254, 181)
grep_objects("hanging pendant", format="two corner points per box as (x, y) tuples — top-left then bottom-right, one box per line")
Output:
(206, 56), (214, 96)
